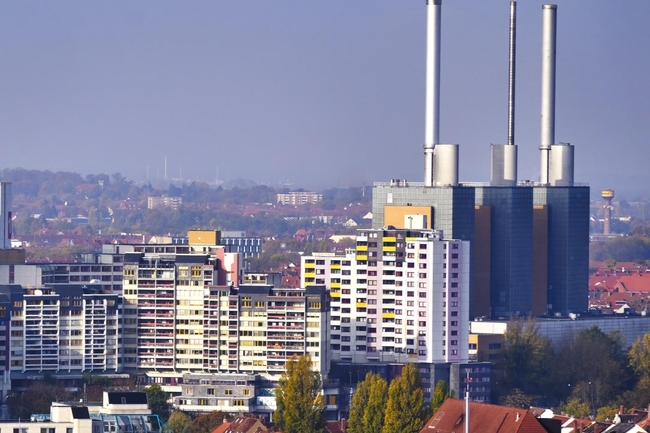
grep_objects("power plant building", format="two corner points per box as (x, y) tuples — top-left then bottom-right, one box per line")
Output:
(371, 1), (589, 318)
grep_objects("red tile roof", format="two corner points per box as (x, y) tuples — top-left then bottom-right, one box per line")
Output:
(420, 399), (552, 433)
(211, 417), (267, 433)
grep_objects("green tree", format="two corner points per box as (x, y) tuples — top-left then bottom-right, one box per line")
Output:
(347, 374), (371, 433)
(5, 381), (71, 419)
(564, 398), (590, 418)
(620, 376), (650, 409)
(500, 388), (532, 409)
(145, 384), (171, 420)
(428, 380), (449, 416)
(382, 364), (425, 433)
(363, 373), (388, 433)
(273, 354), (326, 433)
(629, 333), (650, 378)
(559, 327), (629, 410)
(500, 317), (553, 396)
(596, 404), (620, 422)
(190, 411), (229, 433)
(167, 411), (192, 433)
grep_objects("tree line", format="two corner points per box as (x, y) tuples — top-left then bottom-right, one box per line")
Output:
(590, 234), (650, 262)
(272, 354), (439, 433)
(498, 319), (650, 420)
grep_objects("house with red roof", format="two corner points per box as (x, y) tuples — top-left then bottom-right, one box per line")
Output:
(211, 416), (267, 433)
(420, 399), (560, 433)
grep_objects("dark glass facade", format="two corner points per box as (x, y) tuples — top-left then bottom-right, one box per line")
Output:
(475, 186), (533, 317)
(534, 186), (590, 315)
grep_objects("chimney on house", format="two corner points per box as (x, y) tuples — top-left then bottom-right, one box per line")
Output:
(620, 405), (625, 415)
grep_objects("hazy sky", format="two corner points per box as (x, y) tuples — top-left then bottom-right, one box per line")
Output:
(0, 1), (648, 196)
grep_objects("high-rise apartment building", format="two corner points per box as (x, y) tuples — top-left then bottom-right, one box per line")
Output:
(1, 284), (121, 390)
(302, 228), (469, 365)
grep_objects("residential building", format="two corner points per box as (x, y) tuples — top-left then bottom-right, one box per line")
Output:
(303, 228), (469, 365)
(147, 195), (183, 210)
(162, 283), (330, 417)
(0, 284), (122, 397)
(174, 373), (258, 414)
(420, 398), (561, 433)
(212, 415), (269, 433)
(277, 191), (322, 206)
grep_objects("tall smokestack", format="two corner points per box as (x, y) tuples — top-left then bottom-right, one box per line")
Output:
(507, 2), (516, 147)
(423, 0), (441, 187)
(490, 2), (517, 186)
(539, 4), (557, 184)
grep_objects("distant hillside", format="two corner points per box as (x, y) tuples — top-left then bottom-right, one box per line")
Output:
(0, 168), (370, 238)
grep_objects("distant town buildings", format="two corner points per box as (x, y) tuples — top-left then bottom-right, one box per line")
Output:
(277, 191), (322, 206)
(147, 195), (182, 210)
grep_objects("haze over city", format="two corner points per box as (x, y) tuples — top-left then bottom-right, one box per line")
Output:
(0, 1), (648, 194)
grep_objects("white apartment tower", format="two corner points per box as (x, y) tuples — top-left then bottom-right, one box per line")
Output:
(302, 228), (469, 365)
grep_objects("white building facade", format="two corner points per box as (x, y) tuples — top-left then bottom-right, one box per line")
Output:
(302, 228), (470, 365)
